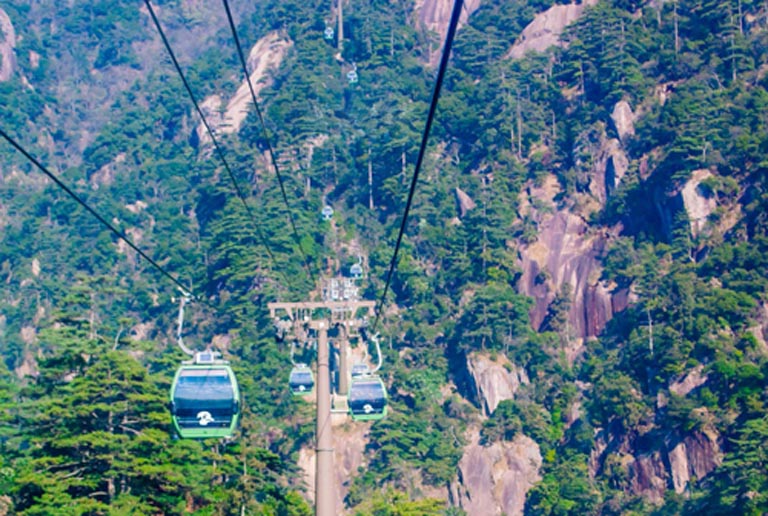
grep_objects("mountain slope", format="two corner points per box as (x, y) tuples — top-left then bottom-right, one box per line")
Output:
(1, 0), (767, 514)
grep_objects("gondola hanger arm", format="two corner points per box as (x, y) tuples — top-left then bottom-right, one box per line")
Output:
(174, 290), (196, 357)
(369, 332), (383, 374)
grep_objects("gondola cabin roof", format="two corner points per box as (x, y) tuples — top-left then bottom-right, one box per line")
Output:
(351, 363), (370, 378)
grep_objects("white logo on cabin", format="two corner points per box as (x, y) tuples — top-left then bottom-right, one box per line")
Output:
(197, 411), (214, 426)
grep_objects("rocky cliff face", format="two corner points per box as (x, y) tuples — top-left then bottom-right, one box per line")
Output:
(297, 418), (369, 513)
(591, 426), (722, 502)
(414, 0), (482, 58)
(454, 428), (542, 516)
(447, 353), (540, 514)
(0, 8), (17, 82)
(517, 175), (613, 357)
(196, 32), (291, 146)
(462, 352), (529, 416)
(513, 98), (637, 353)
(505, 0), (599, 59)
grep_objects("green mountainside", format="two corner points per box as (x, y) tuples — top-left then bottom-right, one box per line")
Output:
(1, 0), (767, 514)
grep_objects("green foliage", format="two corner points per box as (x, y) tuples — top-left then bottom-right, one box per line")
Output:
(559, 2), (654, 108)
(481, 399), (553, 446)
(525, 454), (600, 515)
(7, 318), (309, 515)
(453, 282), (533, 352)
(352, 489), (448, 516)
(365, 408), (463, 488)
(588, 371), (652, 432)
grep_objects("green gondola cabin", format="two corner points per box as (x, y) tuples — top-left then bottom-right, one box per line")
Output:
(170, 352), (240, 439)
(348, 375), (387, 421)
(289, 364), (314, 396)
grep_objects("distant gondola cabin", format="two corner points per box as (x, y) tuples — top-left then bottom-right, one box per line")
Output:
(170, 358), (240, 439)
(289, 365), (315, 396)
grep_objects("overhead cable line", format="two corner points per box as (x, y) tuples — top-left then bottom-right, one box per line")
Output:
(221, 0), (317, 286)
(0, 127), (197, 299)
(371, 0), (464, 333)
(143, 0), (285, 282)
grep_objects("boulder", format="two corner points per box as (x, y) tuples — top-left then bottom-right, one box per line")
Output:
(455, 187), (476, 218)
(680, 169), (717, 239)
(666, 429), (722, 495)
(610, 100), (636, 143)
(668, 365), (707, 397)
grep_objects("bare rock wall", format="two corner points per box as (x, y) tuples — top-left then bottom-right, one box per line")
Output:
(506, 0), (598, 59)
(517, 179), (612, 354)
(465, 352), (529, 415)
(455, 428), (542, 515)
(415, 0), (482, 59)
(298, 421), (369, 512)
(196, 32), (291, 145)
(0, 8), (17, 82)
(591, 426), (722, 501)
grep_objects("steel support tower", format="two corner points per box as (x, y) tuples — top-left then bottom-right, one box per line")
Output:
(268, 280), (374, 516)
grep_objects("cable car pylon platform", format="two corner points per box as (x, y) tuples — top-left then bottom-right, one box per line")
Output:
(331, 395), (349, 423)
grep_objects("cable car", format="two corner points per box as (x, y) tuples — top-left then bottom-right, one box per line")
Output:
(350, 262), (363, 279)
(347, 69), (358, 84)
(289, 364), (314, 395)
(324, 26), (334, 40)
(321, 205), (334, 220)
(170, 352), (240, 439)
(348, 375), (387, 421)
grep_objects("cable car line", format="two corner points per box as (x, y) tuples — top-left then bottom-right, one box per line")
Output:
(0, 127), (197, 300)
(143, 0), (284, 282)
(221, 0), (317, 286)
(371, 0), (464, 333)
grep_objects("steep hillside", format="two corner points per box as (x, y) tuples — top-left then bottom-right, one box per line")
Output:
(1, 0), (767, 514)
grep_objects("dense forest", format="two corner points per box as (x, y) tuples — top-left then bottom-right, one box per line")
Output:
(1, 0), (767, 514)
